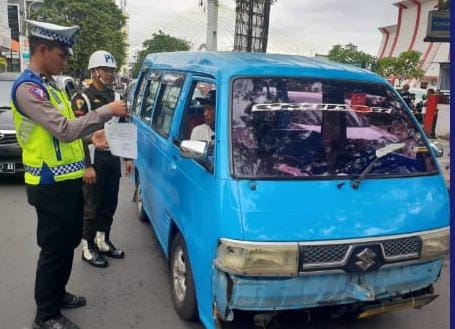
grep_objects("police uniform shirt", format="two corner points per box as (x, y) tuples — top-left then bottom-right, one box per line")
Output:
(15, 71), (113, 141)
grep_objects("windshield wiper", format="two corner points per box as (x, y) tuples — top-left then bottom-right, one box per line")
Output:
(351, 142), (406, 189)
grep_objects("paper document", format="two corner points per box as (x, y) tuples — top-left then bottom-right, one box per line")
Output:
(104, 118), (137, 159)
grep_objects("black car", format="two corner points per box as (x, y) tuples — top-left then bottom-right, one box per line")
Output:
(0, 72), (23, 176)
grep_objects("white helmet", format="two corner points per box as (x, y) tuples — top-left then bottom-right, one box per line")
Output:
(88, 50), (117, 70)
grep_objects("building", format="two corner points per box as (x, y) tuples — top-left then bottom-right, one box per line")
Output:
(0, 0), (11, 71)
(3, 0), (43, 72)
(377, 0), (449, 88)
(115, 0), (129, 77)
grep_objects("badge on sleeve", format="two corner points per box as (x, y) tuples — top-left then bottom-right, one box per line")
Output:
(28, 86), (49, 101)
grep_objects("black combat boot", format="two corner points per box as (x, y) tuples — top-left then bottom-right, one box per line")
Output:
(81, 239), (108, 268)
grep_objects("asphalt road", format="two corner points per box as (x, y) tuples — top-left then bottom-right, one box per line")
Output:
(0, 176), (449, 329)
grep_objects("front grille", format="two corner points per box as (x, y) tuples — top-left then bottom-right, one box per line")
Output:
(302, 245), (349, 265)
(0, 134), (18, 145)
(300, 235), (422, 271)
(381, 236), (421, 258)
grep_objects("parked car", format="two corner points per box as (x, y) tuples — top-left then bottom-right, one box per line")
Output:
(0, 72), (23, 176)
(0, 73), (79, 178)
(131, 52), (449, 329)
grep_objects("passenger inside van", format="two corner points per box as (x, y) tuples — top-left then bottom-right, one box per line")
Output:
(190, 91), (216, 144)
(190, 103), (215, 143)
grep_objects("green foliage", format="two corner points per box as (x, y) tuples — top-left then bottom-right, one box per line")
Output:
(31, 0), (126, 77)
(373, 50), (424, 81)
(438, 0), (449, 10)
(131, 31), (191, 78)
(327, 43), (375, 69)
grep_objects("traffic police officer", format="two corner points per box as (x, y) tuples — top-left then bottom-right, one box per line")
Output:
(11, 20), (128, 329)
(71, 50), (132, 268)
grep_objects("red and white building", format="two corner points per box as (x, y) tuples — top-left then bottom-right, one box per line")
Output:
(377, 0), (449, 88)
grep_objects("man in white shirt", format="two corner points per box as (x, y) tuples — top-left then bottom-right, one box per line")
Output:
(190, 103), (215, 143)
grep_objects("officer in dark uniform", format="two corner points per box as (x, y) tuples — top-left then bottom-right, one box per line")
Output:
(71, 50), (132, 268)
(11, 21), (128, 329)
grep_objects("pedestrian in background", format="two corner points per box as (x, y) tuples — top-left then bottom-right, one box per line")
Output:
(71, 50), (132, 268)
(10, 20), (128, 329)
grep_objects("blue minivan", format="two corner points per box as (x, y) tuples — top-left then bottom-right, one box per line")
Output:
(130, 52), (449, 328)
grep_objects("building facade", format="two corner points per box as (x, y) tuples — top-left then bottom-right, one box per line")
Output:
(377, 0), (449, 88)
(115, 0), (129, 77)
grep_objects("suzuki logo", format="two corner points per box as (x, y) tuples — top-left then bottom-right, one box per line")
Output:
(355, 248), (376, 271)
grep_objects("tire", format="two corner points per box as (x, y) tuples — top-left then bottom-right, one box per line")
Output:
(134, 179), (148, 223)
(169, 233), (198, 321)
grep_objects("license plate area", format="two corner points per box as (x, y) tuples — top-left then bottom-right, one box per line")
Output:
(0, 162), (16, 173)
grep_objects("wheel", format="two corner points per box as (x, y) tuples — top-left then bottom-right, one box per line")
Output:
(169, 233), (198, 320)
(134, 179), (148, 223)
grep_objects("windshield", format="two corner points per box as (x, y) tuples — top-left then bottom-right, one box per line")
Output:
(0, 80), (14, 108)
(231, 77), (437, 179)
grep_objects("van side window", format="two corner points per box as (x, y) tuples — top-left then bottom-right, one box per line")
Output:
(151, 73), (184, 137)
(132, 71), (149, 116)
(179, 81), (216, 141)
(179, 81), (216, 172)
(140, 71), (161, 124)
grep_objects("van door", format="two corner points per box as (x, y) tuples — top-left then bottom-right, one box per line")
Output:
(166, 78), (218, 256)
(145, 72), (185, 247)
(135, 71), (162, 231)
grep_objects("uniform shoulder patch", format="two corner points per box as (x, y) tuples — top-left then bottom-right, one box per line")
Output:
(27, 85), (48, 101)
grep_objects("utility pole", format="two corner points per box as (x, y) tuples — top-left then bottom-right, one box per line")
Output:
(206, 0), (218, 51)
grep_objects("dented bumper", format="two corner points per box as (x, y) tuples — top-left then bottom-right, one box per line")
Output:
(213, 260), (442, 321)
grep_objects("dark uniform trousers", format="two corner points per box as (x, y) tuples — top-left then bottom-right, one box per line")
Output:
(82, 150), (121, 241)
(26, 178), (83, 321)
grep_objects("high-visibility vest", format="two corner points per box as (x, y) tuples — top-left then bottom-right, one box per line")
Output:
(11, 69), (85, 185)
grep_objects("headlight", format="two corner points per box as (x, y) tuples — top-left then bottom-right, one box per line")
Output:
(420, 228), (450, 260)
(215, 239), (299, 276)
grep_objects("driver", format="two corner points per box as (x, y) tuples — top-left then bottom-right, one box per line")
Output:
(190, 101), (215, 144)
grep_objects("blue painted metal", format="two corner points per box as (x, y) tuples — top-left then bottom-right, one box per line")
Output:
(213, 260), (442, 316)
(235, 175), (449, 241)
(132, 52), (450, 329)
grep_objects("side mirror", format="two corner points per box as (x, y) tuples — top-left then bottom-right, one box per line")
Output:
(430, 142), (444, 158)
(180, 140), (207, 160)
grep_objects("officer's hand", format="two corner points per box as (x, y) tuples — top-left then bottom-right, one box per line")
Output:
(91, 130), (109, 150)
(83, 167), (96, 185)
(124, 160), (133, 176)
(107, 100), (128, 117)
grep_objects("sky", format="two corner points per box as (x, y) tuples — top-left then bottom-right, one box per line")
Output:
(127, 0), (399, 57)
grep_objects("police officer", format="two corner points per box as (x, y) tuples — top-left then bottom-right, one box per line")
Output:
(11, 20), (128, 329)
(71, 50), (132, 268)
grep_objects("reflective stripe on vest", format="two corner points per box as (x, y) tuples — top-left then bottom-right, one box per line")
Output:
(11, 70), (85, 185)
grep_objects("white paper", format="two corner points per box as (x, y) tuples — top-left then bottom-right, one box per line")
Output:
(104, 118), (137, 159)
(88, 144), (95, 164)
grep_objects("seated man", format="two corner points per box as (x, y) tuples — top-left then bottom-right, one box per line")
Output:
(190, 102), (215, 143)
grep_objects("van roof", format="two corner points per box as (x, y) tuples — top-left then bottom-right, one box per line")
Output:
(143, 51), (385, 84)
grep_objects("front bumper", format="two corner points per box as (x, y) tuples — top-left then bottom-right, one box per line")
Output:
(0, 139), (23, 176)
(213, 259), (442, 320)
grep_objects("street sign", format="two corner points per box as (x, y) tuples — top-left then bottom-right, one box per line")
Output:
(424, 10), (450, 42)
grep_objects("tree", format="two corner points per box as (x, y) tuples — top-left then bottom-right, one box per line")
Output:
(31, 0), (126, 77)
(373, 50), (424, 82)
(131, 31), (191, 78)
(327, 43), (375, 69)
